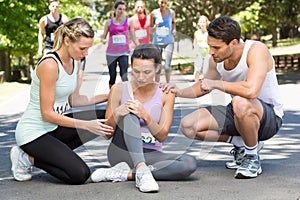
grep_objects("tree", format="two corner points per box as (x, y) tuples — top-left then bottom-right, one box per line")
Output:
(0, 0), (95, 82)
(258, 0), (300, 47)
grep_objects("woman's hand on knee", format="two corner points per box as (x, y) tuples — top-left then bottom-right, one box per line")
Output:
(85, 119), (114, 137)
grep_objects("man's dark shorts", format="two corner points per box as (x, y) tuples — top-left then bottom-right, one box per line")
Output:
(205, 99), (282, 141)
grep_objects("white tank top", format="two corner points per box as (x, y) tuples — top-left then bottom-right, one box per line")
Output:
(216, 40), (283, 118)
(16, 53), (78, 146)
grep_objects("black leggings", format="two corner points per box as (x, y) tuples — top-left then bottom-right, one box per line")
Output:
(107, 114), (197, 180)
(21, 109), (105, 185)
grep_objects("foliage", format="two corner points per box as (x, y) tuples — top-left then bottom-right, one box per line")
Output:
(258, 0), (300, 46)
(0, 0), (299, 81)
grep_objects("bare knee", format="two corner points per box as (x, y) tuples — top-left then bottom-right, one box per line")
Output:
(180, 116), (196, 139)
(232, 96), (253, 118)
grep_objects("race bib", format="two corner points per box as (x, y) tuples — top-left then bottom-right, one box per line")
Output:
(53, 101), (70, 115)
(141, 132), (156, 146)
(156, 27), (169, 37)
(50, 33), (55, 43)
(135, 29), (147, 39)
(112, 35), (126, 45)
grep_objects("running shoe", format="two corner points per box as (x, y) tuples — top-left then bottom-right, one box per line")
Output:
(234, 154), (262, 179)
(91, 162), (130, 183)
(135, 165), (159, 193)
(10, 146), (32, 181)
(225, 141), (264, 169)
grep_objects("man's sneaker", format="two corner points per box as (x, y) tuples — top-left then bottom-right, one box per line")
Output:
(10, 146), (32, 181)
(234, 154), (262, 179)
(135, 165), (159, 193)
(225, 141), (264, 169)
(91, 162), (130, 183)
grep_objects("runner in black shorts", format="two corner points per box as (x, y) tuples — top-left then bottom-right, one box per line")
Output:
(161, 16), (284, 179)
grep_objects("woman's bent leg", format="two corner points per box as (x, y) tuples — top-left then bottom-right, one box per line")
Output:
(21, 133), (90, 185)
(144, 149), (197, 180)
(107, 114), (145, 168)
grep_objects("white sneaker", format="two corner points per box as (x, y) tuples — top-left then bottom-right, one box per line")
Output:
(226, 141), (264, 169)
(10, 146), (32, 181)
(91, 162), (130, 183)
(135, 165), (159, 193)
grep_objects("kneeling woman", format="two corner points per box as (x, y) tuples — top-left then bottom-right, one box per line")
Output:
(11, 18), (114, 185)
(91, 44), (197, 192)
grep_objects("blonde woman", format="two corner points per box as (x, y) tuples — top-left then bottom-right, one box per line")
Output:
(11, 18), (113, 185)
(193, 15), (210, 82)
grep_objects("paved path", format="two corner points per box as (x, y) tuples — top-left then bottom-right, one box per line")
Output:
(0, 44), (300, 200)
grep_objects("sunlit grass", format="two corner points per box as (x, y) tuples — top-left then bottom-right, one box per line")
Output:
(265, 38), (300, 48)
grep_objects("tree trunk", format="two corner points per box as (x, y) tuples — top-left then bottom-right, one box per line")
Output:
(6, 48), (12, 82)
(0, 50), (7, 72)
(272, 29), (278, 47)
(28, 52), (35, 82)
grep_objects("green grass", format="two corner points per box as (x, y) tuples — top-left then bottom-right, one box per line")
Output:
(0, 82), (30, 104)
(265, 38), (300, 48)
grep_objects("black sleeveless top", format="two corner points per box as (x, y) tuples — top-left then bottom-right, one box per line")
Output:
(44, 14), (63, 49)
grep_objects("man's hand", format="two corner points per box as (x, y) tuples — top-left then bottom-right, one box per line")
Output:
(159, 82), (179, 96)
(200, 79), (216, 92)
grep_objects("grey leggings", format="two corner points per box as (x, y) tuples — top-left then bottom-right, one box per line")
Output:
(156, 43), (174, 74)
(107, 114), (197, 180)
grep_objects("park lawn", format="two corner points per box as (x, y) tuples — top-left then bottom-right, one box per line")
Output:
(0, 82), (30, 104)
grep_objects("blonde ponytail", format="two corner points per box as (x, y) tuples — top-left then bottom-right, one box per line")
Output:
(52, 18), (94, 51)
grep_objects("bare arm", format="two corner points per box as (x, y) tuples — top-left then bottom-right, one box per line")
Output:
(161, 58), (219, 98)
(147, 91), (175, 142)
(104, 84), (129, 139)
(38, 16), (46, 55)
(124, 89), (175, 143)
(150, 11), (155, 28)
(37, 59), (113, 137)
(69, 60), (108, 107)
(171, 10), (176, 35)
(128, 18), (139, 46)
(202, 42), (271, 99)
(101, 20), (109, 44)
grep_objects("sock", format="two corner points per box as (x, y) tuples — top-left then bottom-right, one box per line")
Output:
(227, 136), (244, 148)
(22, 153), (32, 167)
(244, 143), (258, 155)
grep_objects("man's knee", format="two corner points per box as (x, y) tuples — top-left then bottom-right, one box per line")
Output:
(232, 96), (253, 117)
(180, 116), (196, 139)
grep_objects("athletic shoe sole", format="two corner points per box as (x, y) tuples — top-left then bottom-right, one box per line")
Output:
(234, 167), (263, 179)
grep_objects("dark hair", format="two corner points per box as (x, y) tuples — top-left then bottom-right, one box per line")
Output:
(207, 16), (241, 45)
(114, 0), (126, 9)
(49, 0), (59, 3)
(131, 44), (161, 68)
(113, 0), (126, 17)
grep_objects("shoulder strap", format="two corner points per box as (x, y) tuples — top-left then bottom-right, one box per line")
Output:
(36, 52), (62, 68)
(126, 81), (134, 100)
